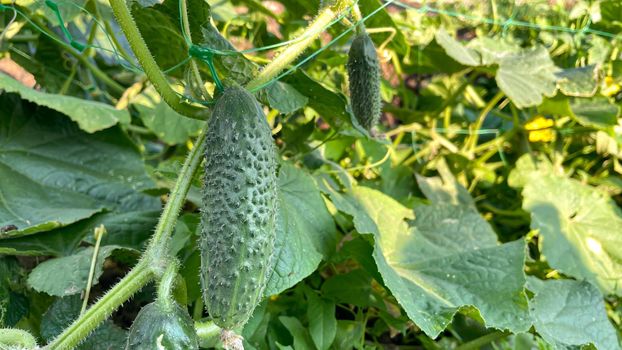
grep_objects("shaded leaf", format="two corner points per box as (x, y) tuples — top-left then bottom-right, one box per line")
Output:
(333, 320), (365, 350)
(528, 278), (621, 350)
(132, 85), (203, 145)
(283, 71), (352, 128)
(0, 73), (129, 133)
(40, 294), (127, 349)
(321, 269), (378, 307)
(306, 291), (336, 350)
(200, 23), (258, 85)
(517, 158), (622, 296)
(279, 316), (316, 350)
(0, 95), (158, 238)
(265, 163), (337, 296)
(0, 217), (99, 256)
(357, 0), (408, 54)
(556, 65), (599, 97)
(266, 82), (308, 114)
(27, 246), (126, 297)
(132, 4), (188, 75)
(569, 97), (619, 130)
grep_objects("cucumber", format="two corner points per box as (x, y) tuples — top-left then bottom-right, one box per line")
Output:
(347, 31), (381, 131)
(200, 86), (278, 330)
(125, 301), (198, 350)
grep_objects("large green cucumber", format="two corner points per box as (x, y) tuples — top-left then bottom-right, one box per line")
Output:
(347, 31), (381, 131)
(200, 86), (278, 330)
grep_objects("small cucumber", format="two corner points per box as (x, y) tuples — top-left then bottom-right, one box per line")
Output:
(126, 301), (199, 350)
(347, 31), (381, 131)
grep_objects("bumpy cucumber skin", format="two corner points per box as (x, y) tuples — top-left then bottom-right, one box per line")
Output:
(200, 86), (278, 330)
(347, 32), (381, 130)
(126, 302), (199, 350)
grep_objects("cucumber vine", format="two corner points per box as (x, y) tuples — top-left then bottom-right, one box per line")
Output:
(45, 1), (352, 348)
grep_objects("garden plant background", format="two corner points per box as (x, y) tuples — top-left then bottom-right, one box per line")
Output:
(0, 0), (622, 349)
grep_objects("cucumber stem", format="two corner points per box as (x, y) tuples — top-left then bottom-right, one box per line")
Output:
(109, 0), (206, 119)
(45, 0), (345, 346)
(156, 262), (179, 311)
(47, 262), (154, 350)
(245, 0), (351, 91)
(46, 124), (209, 350)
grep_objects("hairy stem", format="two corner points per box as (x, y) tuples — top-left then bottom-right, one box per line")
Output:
(46, 124), (208, 350)
(109, 0), (205, 119)
(146, 125), (208, 259)
(47, 262), (154, 350)
(44, 1), (345, 345)
(156, 262), (178, 310)
(195, 320), (221, 343)
(246, 0), (349, 91)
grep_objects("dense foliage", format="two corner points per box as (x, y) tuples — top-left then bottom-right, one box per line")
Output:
(0, 0), (621, 349)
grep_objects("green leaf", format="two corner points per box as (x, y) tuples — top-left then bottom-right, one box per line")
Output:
(467, 37), (521, 65)
(321, 269), (378, 307)
(82, 210), (160, 250)
(0, 217), (99, 256)
(538, 96), (619, 130)
(77, 321), (128, 350)
(279, 316), (316, 350)
(415, 169), (474, 207)
(433, 35), (558, 108)
(0, 95), (158, 238)
(265, 82), (309, 114)
(132, 86), (204, 145)
(15, 0), (89, 23)
(283, 71), (352, 128)
(132, 4), (188, 75)
(569, 97), (619, 130)
(519, 161), (622, 296)
(201, 23), (258, 85)
(27, 246), (125, 296)
(5, 292), (29, 328)
(528, 278), (621, 350)
(333, 320), (365, 350)
(0, 257), (20, 327)
(264, 163), (337, 296)
(357, 0), (408, 54)
(435, 29), (480, 66)
(406, 40), (466, 74)
(327, 186), (531, 338)
(305, 291), (336, 350)
(495, 46), (558, 108)
(40, 294), (127, 349)
(0, 73), (129, 133)
(556, 65), (599, 97)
